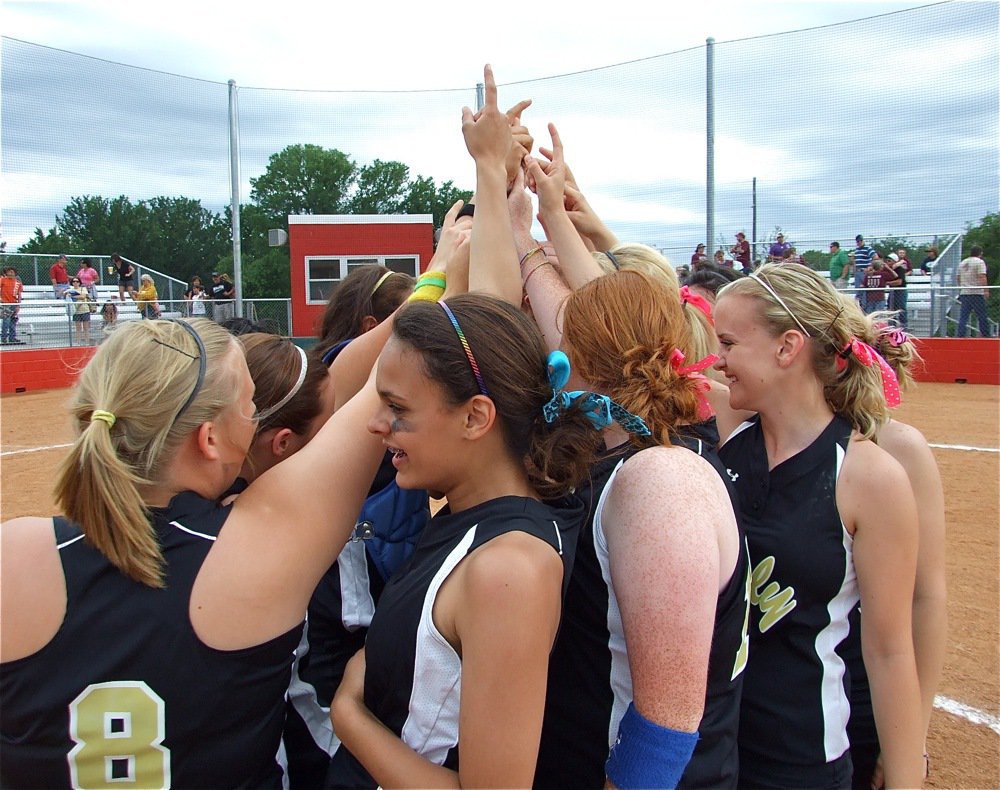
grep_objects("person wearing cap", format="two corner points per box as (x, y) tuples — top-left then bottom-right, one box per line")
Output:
(730, 232), (751, 271)
(829, 242), (850, 289)
(210, 272), (236, 323)
(691, 244), (708, 267)
(50, 255), (70, 298)
(852, 235), (876, 297)
(887, 252), (910, 327)
(767, 233), (791, 263)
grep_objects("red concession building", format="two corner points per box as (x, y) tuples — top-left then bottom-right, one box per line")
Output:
(288, 214), (435, 338)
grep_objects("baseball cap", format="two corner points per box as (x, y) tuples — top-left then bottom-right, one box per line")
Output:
(211, 271), (221, 276)
(888, 253), (900, 262)
(855, 234), (864, 241)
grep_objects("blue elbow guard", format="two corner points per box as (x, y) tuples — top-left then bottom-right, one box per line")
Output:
(605, 702), (699, 790)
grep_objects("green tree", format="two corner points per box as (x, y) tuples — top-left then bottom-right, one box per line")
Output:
(18, 226), (71, 254)
(348, 160), (410, 215)
(400, 176), (473, 228)
(250, 144), (357, 218)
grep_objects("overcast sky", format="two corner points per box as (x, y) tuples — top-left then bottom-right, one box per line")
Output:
(2, 0), (997, 257)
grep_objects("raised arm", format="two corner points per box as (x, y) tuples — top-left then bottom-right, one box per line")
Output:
(194, 375), (386, 648)
(840, 440), (924, 789)
(462, 65), (521, 306)
(526, 124), (605, 290)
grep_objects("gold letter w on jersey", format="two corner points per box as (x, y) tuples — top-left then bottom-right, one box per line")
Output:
(750, 556), (796, 633)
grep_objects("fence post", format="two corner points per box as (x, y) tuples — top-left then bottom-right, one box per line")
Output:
(286, 299), (293, 337)
(33, 257), (39, 286)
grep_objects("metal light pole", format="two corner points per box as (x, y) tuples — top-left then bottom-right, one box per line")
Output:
(228, 79), (243, 318)
(706, 37), (715, 255)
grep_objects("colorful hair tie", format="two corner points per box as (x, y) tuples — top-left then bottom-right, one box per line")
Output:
(836, 337), (901, 407)
(439, 301), (489, 397)
(90, 409), (116, 428)
(668, 349), (718, 420)
(679, 285), (714, 325)
(542, 350), (651, 436)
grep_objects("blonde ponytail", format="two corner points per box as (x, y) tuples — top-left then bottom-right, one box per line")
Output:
(54, 319), (239, 587)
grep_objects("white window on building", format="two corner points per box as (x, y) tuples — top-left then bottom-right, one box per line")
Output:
(305, 255), (419, 304)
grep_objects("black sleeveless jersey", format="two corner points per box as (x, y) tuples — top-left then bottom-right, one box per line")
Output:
(719, 414), (858, 778)
(535, 423), (750, 790)
(326, 495), (584, 789)
(0, 492), (302, 789)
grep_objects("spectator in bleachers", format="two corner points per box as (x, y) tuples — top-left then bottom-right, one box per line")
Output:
(767, 233), (790, 262)
(211, 272), (236, 323)
(862, 256), (898, 314)
(829, 241), (850, 288)
(100, 301), (118, 333)
(691, 243), (708, 267)
(184, 276), (203, 316)
(852, 234), (876, 295)
(887, 253), (910, 328)
(921, 246), (938, 275)
(112, 253), (136, 302)
(77, 259), (99, 302)
(135, 274), (162, 320)
(190, 283), (207, 317)
(50, 254), (70, 298)
(897, 248), (913, 274)
(956, 245), (991, 337)
(713, 249), (727, 268)
(730, 231), (751, 271)
(65, 277), (93, 344)
(1, 265), (25, 345)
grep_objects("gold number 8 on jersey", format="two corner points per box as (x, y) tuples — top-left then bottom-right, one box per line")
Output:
(68, 681), (170, 789)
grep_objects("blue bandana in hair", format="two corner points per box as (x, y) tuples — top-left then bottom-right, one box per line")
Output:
(543, 351), (651, 436)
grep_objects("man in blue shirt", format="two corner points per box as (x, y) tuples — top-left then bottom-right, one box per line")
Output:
(852, 234), (875, 298)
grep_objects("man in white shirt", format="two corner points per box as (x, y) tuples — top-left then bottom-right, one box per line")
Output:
(956, 245), (991, 337)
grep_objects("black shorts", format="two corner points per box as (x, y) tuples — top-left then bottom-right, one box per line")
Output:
(739, 751), (852, 790)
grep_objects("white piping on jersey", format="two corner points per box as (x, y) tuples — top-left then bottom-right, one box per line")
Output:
(338, 540), (376, 630)
(400, 525), (475, 764)
(56, 533), (85, 550)
(286, 617), (341, 757)
(551, 520), (563, 555)
(168, 520), (217, 541)
(816, 441), (857, 762)
(720, 418), (756, 448)
(592, 459), (634, 750)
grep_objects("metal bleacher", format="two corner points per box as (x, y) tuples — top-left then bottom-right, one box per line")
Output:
(13, 285), (181, 349)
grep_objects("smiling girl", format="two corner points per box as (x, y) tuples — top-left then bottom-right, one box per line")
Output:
(713, 264), (923, 789)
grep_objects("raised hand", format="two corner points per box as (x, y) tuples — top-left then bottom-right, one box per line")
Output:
(525, 123), (567, 218)
(506, 99), (534, 192)
(461, 65), (513, 170)
(507, 167), (535, 236)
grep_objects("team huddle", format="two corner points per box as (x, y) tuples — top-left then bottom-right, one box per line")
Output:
(0, 67), (942, 790)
